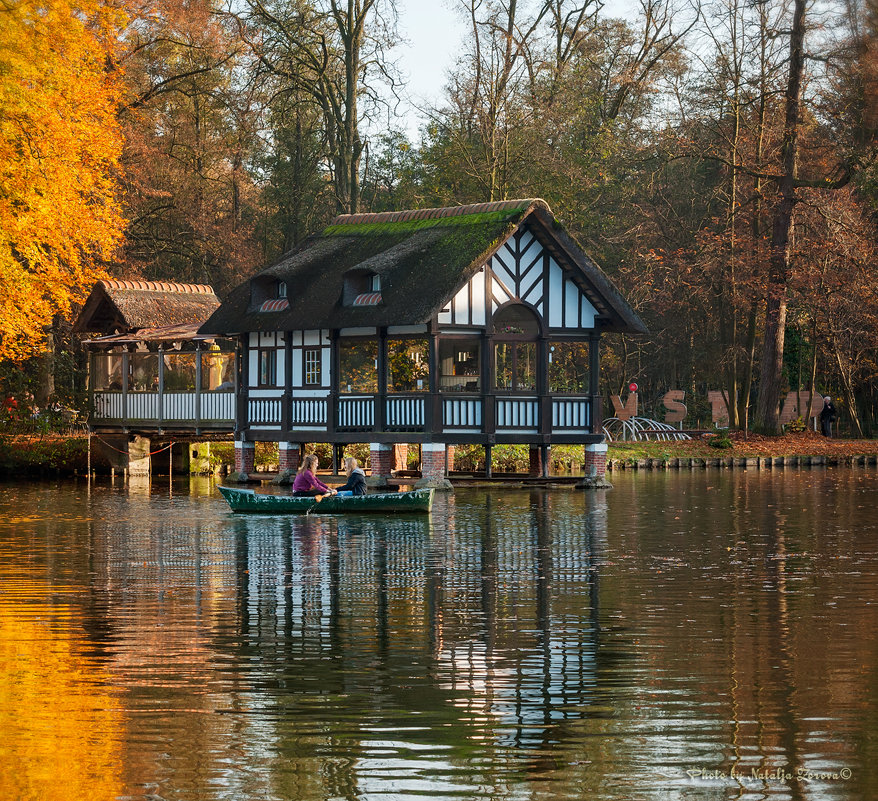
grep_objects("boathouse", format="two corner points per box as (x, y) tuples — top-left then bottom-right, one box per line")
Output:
(199, 199), (646, 485)
(75, 280), (237, 473)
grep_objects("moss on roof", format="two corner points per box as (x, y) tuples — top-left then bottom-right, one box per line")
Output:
(320, 208), (531, 238)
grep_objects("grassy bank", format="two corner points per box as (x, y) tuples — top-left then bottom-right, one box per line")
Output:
(1, 431), (875, 477)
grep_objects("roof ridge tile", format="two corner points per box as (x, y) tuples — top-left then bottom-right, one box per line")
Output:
(99, 279), (216, 295)
(329, 198), (543, 227)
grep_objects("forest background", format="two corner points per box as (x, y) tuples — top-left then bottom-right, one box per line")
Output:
(1, 0), (876, 436)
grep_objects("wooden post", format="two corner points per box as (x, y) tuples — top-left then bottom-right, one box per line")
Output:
(428, 319), (440, 434)
(329, 330), (339, 434)
(589, 333), (601, 433)
(121, 350), (129, 426)
(482, 332), (494, 435)
(377, 327), (387, 433)
(538, 334), (550, 437)
(284, 330), (293, 435)
(194, 343), (202, 431)
(157, 346), (165, 429)
(237, 335), (248, 435)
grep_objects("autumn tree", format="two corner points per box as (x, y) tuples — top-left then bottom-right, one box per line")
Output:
(0, 0), (126, 361)
(232, 0), (398, 215)
(117, 0), (262, 293)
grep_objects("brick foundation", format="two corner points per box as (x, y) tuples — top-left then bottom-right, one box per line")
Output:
(393, 443), (409, 472)
(420, 443), (447, 481)
(583, 443), (608, 480)
(234, 440), (255, 474)
(415, 443), (454, 490)
(445, 445), (455, 472)
(370, 443), (394, 482)
(279, 442), (300, 472)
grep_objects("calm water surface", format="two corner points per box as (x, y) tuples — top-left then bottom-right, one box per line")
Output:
(1, 470), (876, 800)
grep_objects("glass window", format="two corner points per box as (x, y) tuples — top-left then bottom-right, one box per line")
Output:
(388, 338), (428, 392)
(493, 304), (540, 336)
(493, 342), (536, 391)
(339, 338), (378, 393)
(438, 338), (481, 392)
(202, 348), (235, 391)
(304, 348), (322, 385)
(258, 349), (277, 387)
(495, 342), (513, 390)
(549, 342), (590, 393)
(92, 353), (125, 391)
(129, 354), (158, 392)
(163, 353), (197, 392)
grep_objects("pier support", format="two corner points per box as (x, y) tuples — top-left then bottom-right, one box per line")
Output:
(415, 443), (454, 491)
(529, 445), (550, 478)
(230, 440), (255, 483)
(127, 436), (152, 476)
(394, 444), (409, 472)
(369, 443), (394, 487)
(578, 442), (612, 489)
(274, 442), (300, 485)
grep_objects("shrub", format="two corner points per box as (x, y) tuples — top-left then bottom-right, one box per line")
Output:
(708, 428), (733, 449)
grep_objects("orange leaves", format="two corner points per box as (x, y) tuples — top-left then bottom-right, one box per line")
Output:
(0, 0), (127, 360)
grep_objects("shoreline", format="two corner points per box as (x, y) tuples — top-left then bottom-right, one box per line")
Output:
(1, 432), (876, 478)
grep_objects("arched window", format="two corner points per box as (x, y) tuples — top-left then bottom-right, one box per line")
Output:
(492, 304), (540, 392)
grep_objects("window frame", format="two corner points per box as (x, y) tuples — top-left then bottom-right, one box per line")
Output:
(303, 347), (322, 386)
(493, 341), (537, 393)
(257, 346), (278, 388)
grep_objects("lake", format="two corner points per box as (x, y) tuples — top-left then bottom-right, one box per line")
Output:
(1, 470), (876, 800)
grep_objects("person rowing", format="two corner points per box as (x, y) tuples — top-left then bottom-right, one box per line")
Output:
(292, 454), (336, 497)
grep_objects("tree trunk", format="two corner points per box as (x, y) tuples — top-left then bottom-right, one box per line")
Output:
(754, 0), (807, 434)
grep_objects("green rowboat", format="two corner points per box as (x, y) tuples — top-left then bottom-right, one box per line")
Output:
(218, 485), (434, 514)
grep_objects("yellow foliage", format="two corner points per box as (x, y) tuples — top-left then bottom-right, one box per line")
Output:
(0, 0), (127, 360)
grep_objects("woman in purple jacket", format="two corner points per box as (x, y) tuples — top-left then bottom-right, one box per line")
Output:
(292, 454), (336, 497)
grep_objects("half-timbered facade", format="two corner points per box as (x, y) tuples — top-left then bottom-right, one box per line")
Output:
(199, 199), (646, 484)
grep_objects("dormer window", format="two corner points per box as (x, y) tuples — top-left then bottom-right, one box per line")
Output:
(252, 276), (290, 312)
(343, 270), (382, 306)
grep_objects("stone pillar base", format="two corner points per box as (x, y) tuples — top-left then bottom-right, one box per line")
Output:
(128, 436), (151, 477)
(274, 442), (300, 484)
(188, 443), (212, 475)
(231, 440), (255, 483)
(393, 443), (409, 472)
(577, 442), (612, 490)
(370, 443), (394, 487)
(415, 443), (454, 491)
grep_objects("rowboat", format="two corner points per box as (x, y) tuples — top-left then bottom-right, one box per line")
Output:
(218, 485), (434, 514)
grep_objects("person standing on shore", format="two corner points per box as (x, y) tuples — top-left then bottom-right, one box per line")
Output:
(820, 396), (837, 437)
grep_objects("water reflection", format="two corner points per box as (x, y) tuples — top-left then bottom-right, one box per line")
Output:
(0, 472), (876, 800)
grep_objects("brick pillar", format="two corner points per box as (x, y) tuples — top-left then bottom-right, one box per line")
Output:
(445, 445), (455, 472)
(279, 442), (300, 472)
(415, 443), (454, 490)
(234, 440), (255, 479)
(370, 443), (394, 486)
(393, 443), (409, 472)
(579, 442), (611, 489)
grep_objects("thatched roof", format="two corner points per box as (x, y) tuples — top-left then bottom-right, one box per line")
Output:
(199, 199), (647, 336)
(73, 280), (221, 335)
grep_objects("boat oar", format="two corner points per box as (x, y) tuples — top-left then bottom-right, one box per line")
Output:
(305, 494), (323, 516)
